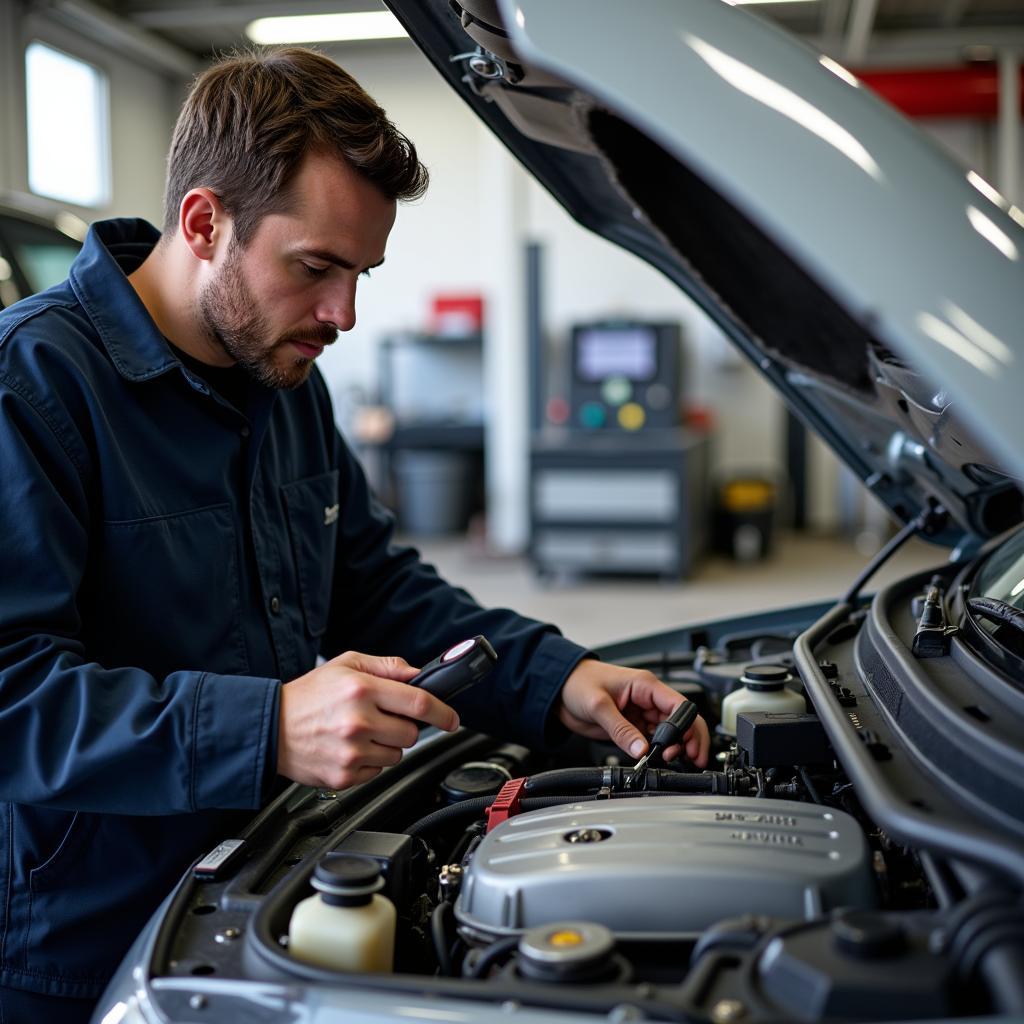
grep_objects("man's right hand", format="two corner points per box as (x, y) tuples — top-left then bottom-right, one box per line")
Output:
(277, 650), (459, 790)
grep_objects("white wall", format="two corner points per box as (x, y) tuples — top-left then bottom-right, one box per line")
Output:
(317, 46), (492, 396)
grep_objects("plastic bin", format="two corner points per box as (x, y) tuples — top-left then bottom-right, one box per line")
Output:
(393, 450), (473, 535)
(712, 476), (777, 561)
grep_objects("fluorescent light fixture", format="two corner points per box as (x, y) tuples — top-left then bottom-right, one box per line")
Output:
(246, 11), (407, 44)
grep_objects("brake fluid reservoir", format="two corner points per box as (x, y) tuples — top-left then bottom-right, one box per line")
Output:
(288, 854), (395, 973)
(720, 664), (805, 736)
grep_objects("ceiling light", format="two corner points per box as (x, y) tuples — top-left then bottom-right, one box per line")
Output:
(245, 11), (407, 45)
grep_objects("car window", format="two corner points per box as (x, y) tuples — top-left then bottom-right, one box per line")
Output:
(0, 213), (81, 300)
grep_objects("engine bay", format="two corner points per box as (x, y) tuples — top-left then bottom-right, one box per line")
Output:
(125, 537), (1024, 1023)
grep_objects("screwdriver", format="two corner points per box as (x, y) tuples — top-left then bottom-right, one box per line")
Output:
(630, 700), (699, 778)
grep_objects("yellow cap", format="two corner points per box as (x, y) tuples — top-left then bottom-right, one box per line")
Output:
(548, 929), (584, 947)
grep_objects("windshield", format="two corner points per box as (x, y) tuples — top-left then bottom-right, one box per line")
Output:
(967, 527), (1024, 673)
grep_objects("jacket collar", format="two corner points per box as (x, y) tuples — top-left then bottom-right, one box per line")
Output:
(69, 218), (181, 382)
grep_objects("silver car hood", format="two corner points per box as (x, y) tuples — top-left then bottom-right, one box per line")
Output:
(386, 0), (1024, 550)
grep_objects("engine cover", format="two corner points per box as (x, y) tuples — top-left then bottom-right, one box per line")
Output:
(455, 797), (876, 941)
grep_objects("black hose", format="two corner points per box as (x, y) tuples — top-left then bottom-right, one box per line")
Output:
(526, 767), (728, 796)
(449, 820), (485, 866)
(404, 785), (724, 840)
(431, 901), (454, 977)
(405, 797), (493, 839)
(942, 892), (1024, 1013)
(843, 505), (947, 605)
(524, 768), (622, 795)
(798, 766), (823, 804)
(980, 946), (1024, 1014)
(464, 935), (521, 979)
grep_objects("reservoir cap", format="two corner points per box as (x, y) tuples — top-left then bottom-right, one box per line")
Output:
(313, 854), (384, 907)
(741, 663), (793, 691)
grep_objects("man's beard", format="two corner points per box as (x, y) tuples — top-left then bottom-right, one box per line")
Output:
(197, 242), (336, 390)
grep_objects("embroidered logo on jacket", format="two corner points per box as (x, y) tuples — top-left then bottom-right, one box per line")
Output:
(323, 503), (340, 526)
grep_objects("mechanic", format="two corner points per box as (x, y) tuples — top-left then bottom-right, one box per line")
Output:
(0, 47), (709, 1022)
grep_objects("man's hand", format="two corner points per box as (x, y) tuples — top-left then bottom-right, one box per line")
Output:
(558, 659), (710, 768)
(277, 650), (459, 790)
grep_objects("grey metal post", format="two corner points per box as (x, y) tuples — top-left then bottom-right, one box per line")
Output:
(997, 49), (1021, 205)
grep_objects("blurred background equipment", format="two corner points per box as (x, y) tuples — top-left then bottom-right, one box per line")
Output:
(529, 317), (710, 580)
(357, 294), (486, 536)
(567, 320), (681, 433)
(712, 475), (779, 563)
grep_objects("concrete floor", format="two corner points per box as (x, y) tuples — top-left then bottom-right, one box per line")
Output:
(401, 531), (948, 649)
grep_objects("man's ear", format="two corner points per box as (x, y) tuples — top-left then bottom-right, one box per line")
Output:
(179, 188), (230, 262)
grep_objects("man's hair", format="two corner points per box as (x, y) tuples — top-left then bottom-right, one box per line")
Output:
(163, 47), (428, 243)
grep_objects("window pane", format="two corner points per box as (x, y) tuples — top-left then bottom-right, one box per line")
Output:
(26, 42), (110, 208)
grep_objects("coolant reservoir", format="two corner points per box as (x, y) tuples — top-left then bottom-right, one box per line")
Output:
(720, 664), (805, 735)
(288, 853), (396, 973)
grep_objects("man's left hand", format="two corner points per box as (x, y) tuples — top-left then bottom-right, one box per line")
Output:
(558, 659), (710, 768)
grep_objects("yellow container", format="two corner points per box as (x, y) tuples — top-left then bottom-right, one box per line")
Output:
(288, 854), (396, 973)
(721, 664), (805, 736)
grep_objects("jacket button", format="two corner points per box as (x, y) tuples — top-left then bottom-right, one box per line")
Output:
(269, 596), (281, 614)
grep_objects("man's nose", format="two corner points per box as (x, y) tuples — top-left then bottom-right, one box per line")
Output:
(316, 282), (357, 332)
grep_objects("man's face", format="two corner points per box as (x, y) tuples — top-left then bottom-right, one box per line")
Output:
(198, 150), (396, 389)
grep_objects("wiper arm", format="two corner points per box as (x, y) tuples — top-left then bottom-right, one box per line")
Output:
(968, 596), (1024, 637)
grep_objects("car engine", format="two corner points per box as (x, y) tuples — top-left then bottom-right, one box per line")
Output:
(114, 532), (1024, 1024)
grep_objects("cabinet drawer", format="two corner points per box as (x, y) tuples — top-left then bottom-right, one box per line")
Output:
(534, 528), (678, 571)
(534, 470), (677, 522)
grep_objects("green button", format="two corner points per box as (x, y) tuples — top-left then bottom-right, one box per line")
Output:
(601, 376), (632, 406)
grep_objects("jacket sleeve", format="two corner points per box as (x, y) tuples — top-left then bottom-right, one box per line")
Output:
(321, 427), (592, 751)
(0, 377), (279, 815)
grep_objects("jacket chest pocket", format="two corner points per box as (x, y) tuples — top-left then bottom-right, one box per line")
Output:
(95, 503), (246, 677)
(282, 471), (339, 638)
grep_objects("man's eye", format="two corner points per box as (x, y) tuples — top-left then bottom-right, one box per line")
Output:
(302, 263), (329, 278)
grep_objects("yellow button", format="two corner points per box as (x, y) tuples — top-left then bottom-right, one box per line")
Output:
(617, 403), (646, 431)
(548, 929), (584, 947)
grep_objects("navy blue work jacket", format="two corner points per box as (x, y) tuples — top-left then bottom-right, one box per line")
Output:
(0, 219), (588, 998)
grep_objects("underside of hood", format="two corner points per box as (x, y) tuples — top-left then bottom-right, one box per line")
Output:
(384, 0), (1024, 552)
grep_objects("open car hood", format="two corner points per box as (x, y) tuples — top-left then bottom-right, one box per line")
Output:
(385, 0), (1024, 551)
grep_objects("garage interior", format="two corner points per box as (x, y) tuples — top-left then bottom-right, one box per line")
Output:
(2, 3), (1024, 1022)
(0, 2), (1022, 643)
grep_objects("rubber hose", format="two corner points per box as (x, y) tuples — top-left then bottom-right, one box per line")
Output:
(405, 791), (689, 840)
(525, 767), (722, 796)
(431, 901), (454, 977)
(464, 935), (521, 979)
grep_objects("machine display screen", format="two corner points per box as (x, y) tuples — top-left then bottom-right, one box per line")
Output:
(576, 327), (657, 381)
